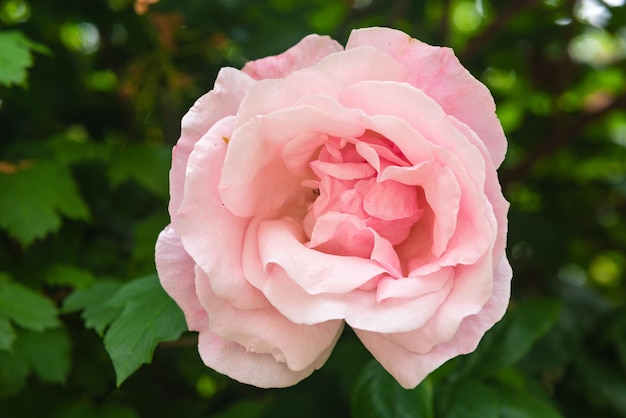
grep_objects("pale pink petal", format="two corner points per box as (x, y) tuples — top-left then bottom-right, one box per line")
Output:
(340, 81), (487, 189)
(259, 218), (388, 294)
(358, 114), (435, 167)
(376, 267), (454, 302)
(196, 327), (338, 388)
(155, 225), (208, 331)
(194, 266), (343, 372)
(220, 105), (366, 218)
(449, 116), (510, 263)
(169, 68), (254, 229)
(176, 116), (267, 310)
(235, 46), (408, 128)
(354, 256), (512, 389)
(242, 34), (343, 80)
(312, 161), (376, 180)
(261, 261), (454, 333)
(383, 252), (497, 354)
(346, 27), (507, 166)
(381, 162), (461, 258)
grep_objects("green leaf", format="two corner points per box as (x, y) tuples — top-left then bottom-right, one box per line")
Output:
(62, 280), (123, 335)
(0, 316), (15, 351)
(351, 359), (434, 418)
(0, 272), (60, 331)
(0, 161), (90, 245)
(445, 379), (499, 418)
(102, 274), (186, 386)
(0, 30), (48, 87)
(108, 144), (171, 199)
(491, 384), (564, 418)
(16, 328), (71, 384)
(45, 264), (97, 289)
(458, 298), (561, 378)
(0, 343), (30, 395)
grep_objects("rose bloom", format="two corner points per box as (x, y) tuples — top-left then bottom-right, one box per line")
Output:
(156, 27), (511, 389)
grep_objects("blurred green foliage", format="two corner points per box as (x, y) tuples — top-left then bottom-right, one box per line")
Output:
(0, 0), (625, 417)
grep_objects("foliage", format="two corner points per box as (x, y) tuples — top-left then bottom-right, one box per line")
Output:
(1, 0), (625, 417)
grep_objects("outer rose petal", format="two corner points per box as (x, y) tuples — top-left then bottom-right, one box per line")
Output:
(155, 225), (208, 332)
(196, 325), (339, 388)
(355, 256), (512, 389)
(194, 266), (344, 373)
(346, 27), (507, 166)
(176, 116), (267, 309)
(169, 67), (254, 230)
(242, 34), (343, 80)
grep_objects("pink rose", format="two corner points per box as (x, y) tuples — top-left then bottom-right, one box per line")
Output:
(156, 27), (511, 389)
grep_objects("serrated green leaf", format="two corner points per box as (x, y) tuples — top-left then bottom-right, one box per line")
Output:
(351, 359), (434, 418)
(62, 280), (123, 335)
(0, 316), (15, 351)
(445, 379), (499, 418)
(108, 144), (171, 199)
(45, 264), (97, 289)
(16, 328), (71, 384)
(102, 274), (186, 386)
(0, 30), (48, 87)
(0, 343), (30, 396)
(0, 161), (90, 245)
(458, 298), (562, 378)
(0, 273), (60, 331)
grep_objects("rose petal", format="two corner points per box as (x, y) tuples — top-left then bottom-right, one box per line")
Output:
(354, 256), (512, 389)
(307, 211), (402, 277)
(194, 266), (343, 372)
(259, 218), (389, 294)
(169, 68), (254, 229)
(235, 46), (408, 128)
(196, 327), (336, 388)
(220, 105), (366, 218)
(242, 34), (343, 80)
(155, 225), (208, 331)
(346, 27), (507, 166)
(176, 116), (268, 309)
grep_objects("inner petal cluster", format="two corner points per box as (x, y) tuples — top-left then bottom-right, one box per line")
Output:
(302, 131), (426, 278)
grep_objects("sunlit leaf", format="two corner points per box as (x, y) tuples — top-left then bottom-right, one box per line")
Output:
(0, 30), (48, 87)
